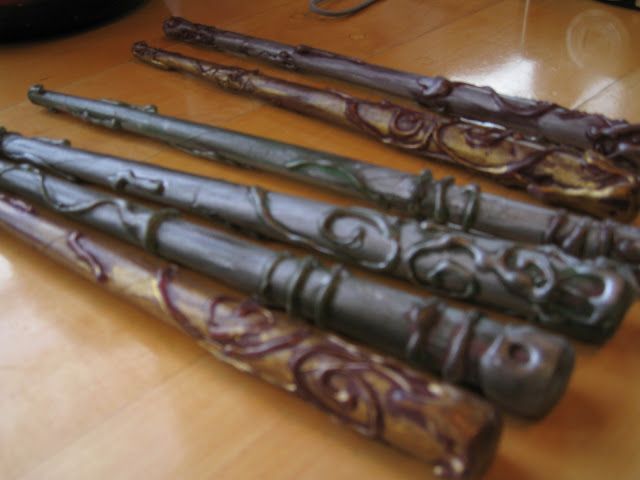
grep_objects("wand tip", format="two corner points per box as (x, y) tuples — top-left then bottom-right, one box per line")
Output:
(28, 84), (45, 96)
(131, 40), (148, 51)
(163, 16), (190, 32)
(131, 41), (152, 60)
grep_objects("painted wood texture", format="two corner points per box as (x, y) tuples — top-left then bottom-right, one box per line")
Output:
(0, 1), (639, 479)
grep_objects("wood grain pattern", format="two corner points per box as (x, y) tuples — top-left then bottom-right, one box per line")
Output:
(1, 1), (639, 479)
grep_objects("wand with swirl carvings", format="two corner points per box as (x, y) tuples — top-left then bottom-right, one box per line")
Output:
(0, 192), (502, 479)
(162, 16), (640, 175)
(1, 130), (633, 342)
(26, 86), (640, 287)
(130, 42), (638, 221)
(0, 157), (574, 417)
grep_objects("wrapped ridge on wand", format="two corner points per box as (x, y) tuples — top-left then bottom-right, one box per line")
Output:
(0, 157), (574, 417)
(1, 130), (633, 342)
(162, 16), (640, 174)
(26, 86), (640, 286)
(0, 192), (502, 479)
(130, 41), (638, 221)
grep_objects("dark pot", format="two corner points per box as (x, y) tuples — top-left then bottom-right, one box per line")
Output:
(0, 0), (146, 41)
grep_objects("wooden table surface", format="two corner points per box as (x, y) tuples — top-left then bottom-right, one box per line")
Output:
(1, 1), (639, 479)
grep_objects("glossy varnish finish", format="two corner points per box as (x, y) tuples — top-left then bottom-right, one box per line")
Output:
(0, 1), (639, 479)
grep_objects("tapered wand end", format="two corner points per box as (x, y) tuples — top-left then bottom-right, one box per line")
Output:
(163, 16), (198, 39)
(131, 40), (150, 59)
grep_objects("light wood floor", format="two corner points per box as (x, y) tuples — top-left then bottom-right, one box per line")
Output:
(1, 1), (639, 479)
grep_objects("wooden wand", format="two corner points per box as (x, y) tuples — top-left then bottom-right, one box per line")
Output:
(26, 86), (640, 287)
(0, 129), (633, 342)
(0, 192), (502, 479)
(0, 158), (574, 417)
(130, 41), (637, 221)
(162, 16), (640, 175)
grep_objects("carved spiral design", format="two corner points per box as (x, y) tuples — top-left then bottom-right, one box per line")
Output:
(290, 342), (385, 436)
(386, 107), (433, 149)
(492, 247), (557, 302)
(404, 230), (481, 299)
(207, 296), (311, 358)
(317, 206), (401, 270)
(343, 96), (435, 150)
(249, 186), (401, 271)
(402, 222), (620, 327)
(290, 338), (452, 439)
